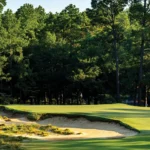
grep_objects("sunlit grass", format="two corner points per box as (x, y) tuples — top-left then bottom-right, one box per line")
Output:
(6, 104), (150, 130)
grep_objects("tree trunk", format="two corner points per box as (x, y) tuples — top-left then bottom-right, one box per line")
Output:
(138, 0), (146, 105)
(145, 86), (148, 107)
(48, 92), (52, 104)
(112, 20), (120, 102)
(134, 84), (138, 106)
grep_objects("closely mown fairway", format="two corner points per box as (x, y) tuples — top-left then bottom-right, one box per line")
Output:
(5, 104), (150, 150)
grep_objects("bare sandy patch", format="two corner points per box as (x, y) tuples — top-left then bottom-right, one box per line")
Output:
(0, 112), (138, 140)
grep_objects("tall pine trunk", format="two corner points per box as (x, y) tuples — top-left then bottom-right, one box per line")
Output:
(138, 0), (146, 105)
(112, 16), (120, 102)
(114, 31), (120, 102)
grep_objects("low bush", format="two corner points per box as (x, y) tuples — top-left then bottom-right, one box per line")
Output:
(27, 113), (41, 121)
(62, 129), (74, 135)
(3, 116), (11, 121)
(103, 94), (116, 104)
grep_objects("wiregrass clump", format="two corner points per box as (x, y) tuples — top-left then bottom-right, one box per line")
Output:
(0, 124), (75, 137)
(46, 125), (74, 135)
(0, 124), (49, 137)
(0, 115), (11, 121)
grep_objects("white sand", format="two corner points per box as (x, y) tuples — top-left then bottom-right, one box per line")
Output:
(0, 112), (138, 140)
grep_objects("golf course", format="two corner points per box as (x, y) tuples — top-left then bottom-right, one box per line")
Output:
(0, 104), (150, 150)
(0, 0), (150, 149)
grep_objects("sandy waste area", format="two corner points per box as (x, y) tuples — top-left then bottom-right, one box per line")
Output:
(0, 111), (138, 140)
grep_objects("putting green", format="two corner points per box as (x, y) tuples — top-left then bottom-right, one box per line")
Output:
(3, 104), (150, 150)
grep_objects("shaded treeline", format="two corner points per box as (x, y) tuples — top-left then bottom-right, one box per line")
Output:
(0, 0), (150, 105)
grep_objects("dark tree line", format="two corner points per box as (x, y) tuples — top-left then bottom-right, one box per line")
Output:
(0, 0), (149, 105)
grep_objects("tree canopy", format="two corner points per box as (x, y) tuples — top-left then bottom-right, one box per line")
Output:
(0, 1), (149, 105)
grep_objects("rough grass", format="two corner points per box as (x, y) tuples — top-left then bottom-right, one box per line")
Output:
(0, 115), (11, 121)
(1, 104), (150, 150)
(0, 135), (23, 150)
(0, 123), (75, 136)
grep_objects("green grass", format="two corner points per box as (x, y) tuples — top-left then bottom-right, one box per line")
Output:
(2, 104), (150, 150)
(22, 135), (150, 150)
(0, 135), (23, 150)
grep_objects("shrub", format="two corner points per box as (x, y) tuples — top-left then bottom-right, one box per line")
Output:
(40, 124), (52, 131)
(0, 95), (14, 105)
(3, 116), (11, 121)
(103, 94), (116, 104)
(0, 124), (5, 127)
(77, 132), (82, 135)
(62, 129), (74, 135)
(27, 113), (41, 121)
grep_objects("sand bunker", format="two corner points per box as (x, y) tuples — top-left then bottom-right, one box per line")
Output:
(0, 112), (138, 140)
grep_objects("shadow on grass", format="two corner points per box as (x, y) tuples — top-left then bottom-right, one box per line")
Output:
(82, 109), (150, 118)
(22, 134), (150, 150)
(109, 108), (150, 113)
